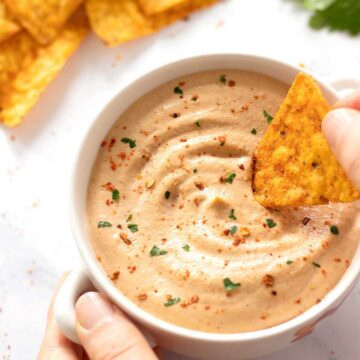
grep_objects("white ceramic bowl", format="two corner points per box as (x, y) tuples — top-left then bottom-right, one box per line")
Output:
(55, 54), (360, 360)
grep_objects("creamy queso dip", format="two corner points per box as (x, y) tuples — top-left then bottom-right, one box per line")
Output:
(87, 70), (360, 333)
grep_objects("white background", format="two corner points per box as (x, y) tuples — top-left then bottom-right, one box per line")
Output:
(1, 0), (360, 359)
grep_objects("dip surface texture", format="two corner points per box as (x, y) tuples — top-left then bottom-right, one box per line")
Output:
(87, 70), (360, 333)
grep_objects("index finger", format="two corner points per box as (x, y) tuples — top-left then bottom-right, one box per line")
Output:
(334, 90), (360, 111)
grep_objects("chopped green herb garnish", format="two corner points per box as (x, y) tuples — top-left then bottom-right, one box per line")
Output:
(127, 224), (138, 233)
(165, 191), (171, 199)
(112, 189), (120, 201)
(150, 245), (168, 257)
(126, 214), (132, 222)
(312, 262), (321, 268)
(330, 225), (339, 235)
(263, 110), (273, 124)
(265, 218), (277, 228)
(164, 297), (181, 307)
(230, 225), (238, 235)
(195, 120), (201, 127)
(174, 86), (183, 96)
(220, 141), (225, 146)
(223, 277), (241, 292)
(225, 173), (236, 184)
(219, 74), (226, 84)
(286, 260), (294, 265)
(251, 128), (257, 135)
(193, 168), (198, 173)
(182, 244), (190, 252)
(229, 209), (237, 220)
(121, 137), (136, 148)
(97, 221), (112, 228)
(191, 96), (198, 101)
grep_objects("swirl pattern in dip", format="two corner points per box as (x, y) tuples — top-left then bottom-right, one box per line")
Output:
(87, 70), (360, 333)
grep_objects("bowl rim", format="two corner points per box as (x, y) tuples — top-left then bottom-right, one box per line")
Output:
(70, 53), (360, 343)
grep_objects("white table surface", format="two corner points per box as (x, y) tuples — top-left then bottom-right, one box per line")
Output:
(1, 0), (360, 359)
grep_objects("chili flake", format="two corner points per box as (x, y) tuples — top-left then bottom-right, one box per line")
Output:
(262, 274), (274, 287)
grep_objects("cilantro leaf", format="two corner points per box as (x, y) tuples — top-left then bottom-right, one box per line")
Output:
(223, 277), (241, 292)
(164, 297), (181, 307)
(98, 221), (112, 228)
(127, 224), (138, 233)
(150, 245), (168, 257)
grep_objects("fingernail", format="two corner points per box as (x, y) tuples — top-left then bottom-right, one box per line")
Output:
(76, 292), (115, 329)
(322, 109), (355, 152)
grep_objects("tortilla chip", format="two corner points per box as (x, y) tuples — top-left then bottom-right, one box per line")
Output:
(86, 0), (219, 47)
(4, 0), (85, 44)
(252, 72), (360, 207)
(0, 12), (88, 127)
(86, 0), (153, 47)
(151, 0), (219, 30)
(137, 0), (188, 15)
(0, 0), (20, 43)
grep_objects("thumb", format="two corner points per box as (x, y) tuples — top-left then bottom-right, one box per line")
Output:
(75, 292), (158, 360)
(322, 108), (360, 190)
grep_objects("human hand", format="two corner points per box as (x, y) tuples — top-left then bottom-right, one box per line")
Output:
(38, 274), (158, 360)
(322, 90), (360, 189)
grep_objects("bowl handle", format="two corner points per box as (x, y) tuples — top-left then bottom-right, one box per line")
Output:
(54, 269), (95, 344)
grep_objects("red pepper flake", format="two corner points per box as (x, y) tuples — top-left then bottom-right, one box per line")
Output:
(109, 138), (116, 149)
(179, 81), (186, 86)
(345, 259), (350, 267)
(223, 229), (230, 236)
(228, 80), (236, 87)
(191, 295), (199, 304)
(101, 140), (107, 147)
(334, 257), (341, 263)
(302, 217), (311, 225)
(127, 265), (137, 273)
(316, 298), (322, 304)
(110, 161), (117, 171)
(295, 298), (301, 304)
(180, 138), (187, 142)
(260, 314), (267, 320)
(241, 104), (249, 111)
(105, 199), (113, 206)
(204, 305), (210, 310)
(253, 95), (259, 100)
(262, 274), (274, 287)
(120, 233), (131, 245)
(110, 271), (120, 281)
(271, 290), (277, 296)
(117, 224), (122, 229)
(118, 152), (126, 160)
(233, 237), (245, 246)
(321, 269), (327, 276)
(230, 109), (236, 114)
(195, 183), (205, 190)
(218, 136), (226, 145)
(239, 164), (245, 170)
(171, 112), (180, 118)
(102, 182), (115, 191)
(137, 293), (147, 301)
(194, 198), (200, 207)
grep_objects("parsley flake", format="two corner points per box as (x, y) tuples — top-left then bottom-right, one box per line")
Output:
(251, 128), (257, 135)
(126, 214), (132, 222)
(195, 120), (201, 127)
(230, 225), (238, 235)
(286, 260), (294, 265)
(330, 225), (339, 235)
(219, 74), (226, 84)
(263, 110), (273, 124)
(229, 209), (237, 220)
(182, 244), (190, 252)
(112, 189), (120, 201)
(150, 245), (168, 257)
(193, 168), (198, 173)
(266, 218), (277, 228)
(164, 297), (181, 307)
(121, 137), (136, 148)
(98, 221), (112, 228)
(127, 224), (138, 233)
(225, 173), (236, 184)
(312, 262), (321, 268)
(174, 86), (183, 97)
(223, 277), (241, 292)
(165, 191), (171, 199)
(191, 96), (198, 101)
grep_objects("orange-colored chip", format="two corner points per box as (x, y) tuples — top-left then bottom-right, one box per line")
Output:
(0, 0), (20, 43)
(86, 0), (219, 47)
(5, 0), (85, 44)
(0, 11), (88, 127)
(137, 0), (188, 15)
(253, 72), (360, 207)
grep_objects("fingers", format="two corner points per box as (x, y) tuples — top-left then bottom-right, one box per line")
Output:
(75, 292), (158, 360)
(322, 108), (360, 190)
(38, 273), (83, 360)
(334, 90), (360, 111)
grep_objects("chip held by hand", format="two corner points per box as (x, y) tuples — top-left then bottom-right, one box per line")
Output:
(252, 72), (360, 208)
